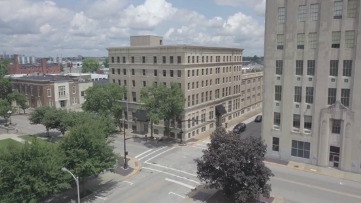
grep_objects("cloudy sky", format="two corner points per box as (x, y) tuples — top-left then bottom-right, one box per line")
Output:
(0, 0), (265, 57)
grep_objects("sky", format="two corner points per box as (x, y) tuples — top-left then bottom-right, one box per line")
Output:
(0, 0), (266, 57)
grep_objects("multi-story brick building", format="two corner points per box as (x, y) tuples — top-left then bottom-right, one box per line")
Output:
(263, 0), (361, 173)
(11, 75), (92, 109)
(8, 55), (60, 75)
(108, 35), (263, 141)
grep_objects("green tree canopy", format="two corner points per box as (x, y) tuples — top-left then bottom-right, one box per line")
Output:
(196, 128), (273, 203)
(9, 92), (29, 114)
(81, 58), (100, 73)
(0, 139), (71, 202)
(103, 58), (109, 68)
(0, 99), (12, 119)
(0, 77), (12, 100)
(0, 59), (11, 77)
(161, 83), (184, 135)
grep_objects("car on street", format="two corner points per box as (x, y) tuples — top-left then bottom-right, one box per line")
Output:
(233, 123), (246, 134)
(255, 115), (262, 122)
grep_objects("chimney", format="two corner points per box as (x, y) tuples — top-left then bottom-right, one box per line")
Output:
(14, 55), (19, 64)
(41, 58), (47, 74)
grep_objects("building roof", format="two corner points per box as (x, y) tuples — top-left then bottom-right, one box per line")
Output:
(107, 44), (243, 51)
(12, 75), (77, 83)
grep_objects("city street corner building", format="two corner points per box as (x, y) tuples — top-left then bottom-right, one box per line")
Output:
(263, 0), (361, 173)
(109, 36), (263, 141)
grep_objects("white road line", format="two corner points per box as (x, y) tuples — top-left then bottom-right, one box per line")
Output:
(165, 178), (196, 190)
(168, 192), (186, 199)
(192, 146), (207, 150)
(145, 162), (197, 177)
(196, 143), (207, 146)
(144, 147), (176, 163)
(138, 147), (167, 160)
(124, 181), (133, 185)
(135, 149), (153, 158)
(95, 195), (107, 200)
(202, 140), (211, 144)
(142, 167), (200, 184)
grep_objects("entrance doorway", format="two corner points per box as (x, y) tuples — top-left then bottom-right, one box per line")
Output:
(60, 100), (66, 108)
(329, 146), (340, 168)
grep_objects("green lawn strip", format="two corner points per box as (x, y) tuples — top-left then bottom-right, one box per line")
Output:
(0, 138), (23, 150)
(20, 135), (55, 145)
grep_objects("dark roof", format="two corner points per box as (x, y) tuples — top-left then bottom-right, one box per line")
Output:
(93, 78), (109, 86)
(133, 110), (149, 122)
(15, 75), (76, 82)
(215, 105), (227, 116)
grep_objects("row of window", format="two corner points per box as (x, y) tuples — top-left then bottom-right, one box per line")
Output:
(16, 84), (77, 97)
(277, 30), (355, 50)
(272, 138), (311, 159)
(110, 55), (242, 64)
(278, 0), (357, 24)
(276, 60), (353, 77)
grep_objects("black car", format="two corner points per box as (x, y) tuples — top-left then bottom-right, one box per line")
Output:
(233, 123), (246, 134)
(255, 115), (262, 122)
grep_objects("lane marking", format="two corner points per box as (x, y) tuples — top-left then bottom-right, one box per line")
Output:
(192, 146), (207, 150)
(165, 178), (196, 189)
(168, 192), (186, 199)
(202, 140), (210, 143)
(145, 162), (197, 177)
(123, 180), (165, 203)
(273, 176), (361, 200)
(138, 147), (167, 160)
(94, 195), (107, 200)
(124, 181), (133, 185)
(144, 147), (176, 163)
(142, 167), (200, 184)
(135, 149), (153, 158)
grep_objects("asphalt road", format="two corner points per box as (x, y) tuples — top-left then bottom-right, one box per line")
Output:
(95, 120), (361, 203)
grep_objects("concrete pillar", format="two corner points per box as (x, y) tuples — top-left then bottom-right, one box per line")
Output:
(318, 120), (329, 167)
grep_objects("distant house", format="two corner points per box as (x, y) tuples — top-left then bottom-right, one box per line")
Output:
(7, 55), (60, 75)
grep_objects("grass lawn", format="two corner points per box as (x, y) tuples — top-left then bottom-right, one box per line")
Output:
(0, 138), (23, 150)
(20, 135), (56, 145)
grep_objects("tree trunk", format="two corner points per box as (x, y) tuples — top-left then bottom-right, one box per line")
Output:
(150, 121), (154, 139)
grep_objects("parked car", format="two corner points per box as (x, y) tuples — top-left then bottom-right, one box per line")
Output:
(255, 115), (262, 122)
(233, 123), (246, 134)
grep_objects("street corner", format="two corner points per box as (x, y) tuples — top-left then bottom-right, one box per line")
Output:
(120, 156), (141, 181)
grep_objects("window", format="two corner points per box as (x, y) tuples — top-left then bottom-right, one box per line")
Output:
(192, 56), (195, 63)
(162, 56), (166, 63)
(111, 57), (114, 63)
(123, 69), (126, 75)
(334, 1), (343, 19)
(310, 4), (319, 21)
(170, 70), (174, 77)
(294, 86), (302, 103)
(309, 32), (317, 49)
(47, 88), (51, 97)
(307, 60), (315, 76)
(306, 87), (314, 104)
(276, 60), (283, 75)
(196, 56), (199, 63)
(332, 120), (342, 134)
(330, 60), (339, 76)
(153, 56), (157, 63)
(177, 56), (181, 63)
(293, 114), (300, 128)
(345, 31), (355, 48)
(143, 81), (146, 87)
(123, 57), (126, 63)
(296, 60), (303, 75)
(272, 137), (280, 151)
(117, 56), (120, 63)
(132, 69), (135, 75)
(304, 116), (312, 130)
(275, 85), (282, 101)
(297, 33), (305, 49)
(132, 92), (136, 102)
(341, 89), (350, 107)
(278, 7), (286, 23)
(154, 69), (157, 76)
(332, 31), (341, 48)
(343, 60), (352, 76)
(142, 56), (146, 63)
(298, 5), (306, 22)
(143, 69), (146, 76)
(170, 56), (174, 64)
(274, 112), (281, 126)
(131, 56), (134, 63)
(72, 85), (76, 94)
(163, 70), (166, 77)
(277, 34), (284, 50)
(348, 0), (357, 18)
(291, 140), (310, 159)
(112, 68), (115, 74)
(177, 70), (181, 77)
(124, 80), (127, 86)
(328, 88), (337, 105)
(58, 86), (66, 97)
(187, 56), (190, 63)
(132, 80), (135, 87)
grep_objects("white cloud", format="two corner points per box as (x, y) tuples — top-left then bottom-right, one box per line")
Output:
(214, 0), (265, 16)
(86, 0), (127, 18)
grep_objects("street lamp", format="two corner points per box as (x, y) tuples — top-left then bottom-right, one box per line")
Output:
(123, 118), (128, 169)
(61, 167), (80, 203)
(7, 110), (12, 125)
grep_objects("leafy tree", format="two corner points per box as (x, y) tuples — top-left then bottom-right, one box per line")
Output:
(0, 138), (71, 202)
(81, 58), (100, 73)
(42, 107), (62, 136)
(140, 83), (167, 138)
(0, 77), (12, 100)
(59, 123), (117, 194)
(82, 83), (126, 127)
(29, 106), (52, 125)
(196, 128), (273, 203)
(103, 57), (109, 68)
(0, 99), (12, 120)
(0, 59), (11, 77)
(9, 92), (29, 114)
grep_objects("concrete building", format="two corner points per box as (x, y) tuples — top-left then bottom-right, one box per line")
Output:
(263, 0), (361, 173)
(11, 75), (92, 110)
(108, 36), (263, 141)
(8, 55), (60, 75)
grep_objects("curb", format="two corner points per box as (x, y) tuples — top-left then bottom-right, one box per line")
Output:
(122, 156), (141, 181)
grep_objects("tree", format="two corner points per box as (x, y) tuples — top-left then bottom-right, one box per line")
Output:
(59, 123), (117, 194)
(0, 59), (11, 77)
(140, 83), (167, 138)
(82, 83), (126, 127)
(0, 99), (12, 120)
(196, 128), (273, 203)
(103, 58), (109, 68)
(9, 92), (29, 114)
(0, 138), (71, 202)
(0, 78), (12, 100)
(81, 58), (100, 73)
